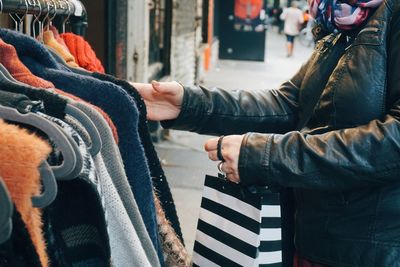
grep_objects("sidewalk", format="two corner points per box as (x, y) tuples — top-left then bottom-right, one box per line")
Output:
(155, 28), (313, 254)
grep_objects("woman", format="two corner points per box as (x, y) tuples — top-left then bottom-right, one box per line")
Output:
(134, 0), (400, 265)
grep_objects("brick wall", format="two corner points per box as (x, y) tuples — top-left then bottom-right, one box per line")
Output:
(170, 0), (197, 85)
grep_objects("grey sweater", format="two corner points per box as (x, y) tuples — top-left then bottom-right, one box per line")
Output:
(71, 101), (161, 267)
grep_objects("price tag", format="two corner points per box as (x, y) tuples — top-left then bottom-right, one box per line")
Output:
(70, 0), (83, 17)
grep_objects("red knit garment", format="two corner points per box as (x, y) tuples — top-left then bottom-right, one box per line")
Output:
(0, 38), (119, 143)
(60, 33), (105, 73)
(0, 39), (55, 89)
(0, 119), (51, 267)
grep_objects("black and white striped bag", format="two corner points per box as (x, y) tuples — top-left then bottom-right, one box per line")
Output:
(193, 175), (282, 267)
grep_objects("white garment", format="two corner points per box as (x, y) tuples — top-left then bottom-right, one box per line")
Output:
(94, 155), (154, 267)
(280, 7), (304, 36)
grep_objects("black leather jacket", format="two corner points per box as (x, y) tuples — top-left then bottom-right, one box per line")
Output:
(162, 0), (400, 266)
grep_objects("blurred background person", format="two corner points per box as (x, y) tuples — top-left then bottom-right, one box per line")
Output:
(280, 1), (304, 57)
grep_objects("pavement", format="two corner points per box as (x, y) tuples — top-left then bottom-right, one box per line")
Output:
(154, 27), (313, 254)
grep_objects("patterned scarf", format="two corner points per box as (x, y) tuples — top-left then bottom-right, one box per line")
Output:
(308, 0), (384, 32)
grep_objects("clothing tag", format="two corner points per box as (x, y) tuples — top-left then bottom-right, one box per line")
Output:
(70, 0), (83, 17)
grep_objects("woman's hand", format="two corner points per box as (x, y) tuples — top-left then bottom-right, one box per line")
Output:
(204, 135), (245, 184)
(131, 81), (184, 121)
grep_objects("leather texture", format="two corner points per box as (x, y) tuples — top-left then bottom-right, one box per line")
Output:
(162, 0), (400, 265)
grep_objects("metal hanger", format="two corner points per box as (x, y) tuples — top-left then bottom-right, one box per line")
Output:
(31, 0), (42, 39)
(8, 0), (28, 32)
(61, 0), (71, 33)
(47, 0), (58, 29)
(0, 177), (13, 245)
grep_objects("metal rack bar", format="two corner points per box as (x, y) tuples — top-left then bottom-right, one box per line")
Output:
(2, 0), (85, 17)
(1, 0), (88, 36)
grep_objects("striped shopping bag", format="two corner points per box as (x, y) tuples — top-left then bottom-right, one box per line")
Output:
(193, 175), (282, 267)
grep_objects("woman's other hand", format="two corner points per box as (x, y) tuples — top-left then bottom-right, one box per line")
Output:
(204, 135), (245, 184)
(131, 81), (184, 121)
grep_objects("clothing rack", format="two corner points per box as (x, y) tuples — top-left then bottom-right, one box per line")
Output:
(1, 0), (88, 35)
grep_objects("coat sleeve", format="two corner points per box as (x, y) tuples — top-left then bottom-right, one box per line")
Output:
(238, 9), (400, 191)
(160, 61), (311, 136)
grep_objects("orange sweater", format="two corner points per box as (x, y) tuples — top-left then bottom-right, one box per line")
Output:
(0, 119), (51, 267)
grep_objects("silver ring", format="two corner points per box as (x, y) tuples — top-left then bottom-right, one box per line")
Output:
(217, 162), (224, 173)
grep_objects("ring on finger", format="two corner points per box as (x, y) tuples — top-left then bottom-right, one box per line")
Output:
(217, 162), (224, 173)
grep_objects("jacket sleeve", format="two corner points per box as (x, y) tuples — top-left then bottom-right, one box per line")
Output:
(239, 9), (400, 191)
(161, 62), (310, 136)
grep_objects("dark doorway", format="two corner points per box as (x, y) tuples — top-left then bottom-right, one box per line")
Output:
(148, 0), (173, 81)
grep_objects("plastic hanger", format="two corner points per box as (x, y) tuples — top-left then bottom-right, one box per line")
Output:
(0, 105), (77, 179)
(0, 63), (85, 179)
(53, 122), (84, 180)
(65, 104), (102, 156)
(0, 177), (13, 244)
(1, 62), (100, 157)
(0, 64), (27, 86)
(31, 161), (58, 208)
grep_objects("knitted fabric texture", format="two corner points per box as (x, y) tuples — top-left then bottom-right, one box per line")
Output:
(73, 101), (161, 266)
(0, 208), (42, 267)
(40, 115), (111, 266)
(66, 116), (158, 267)
(49, 25), (69, 51)
(60, 32), (105, 73)
(0, 39), (119, 143)
(154, 193), (191, 267)
(92, 72), (184, 243)
(0, 28), (161, 259)
(0, 119), (51, 267)
(0, 38), (54, 89)
(43, 30), (80, 68)
(95, 154), (156, 267)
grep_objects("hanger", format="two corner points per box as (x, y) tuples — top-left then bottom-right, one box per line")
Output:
(53, 122), (84, 180)
(8, 0), (28, 32)
(65, 104), (102, 156)
(31, 161), (58, 208)
(0, 105), (77, 179)
(0, 61), (85, 180)
(0, 64), (27, 86)
(0, 49), (101, 157)
(0, 177), (13, 245)
(31, 0), (43, 39)
(1, 60), (99, 158)
(61, 0), (71, 33)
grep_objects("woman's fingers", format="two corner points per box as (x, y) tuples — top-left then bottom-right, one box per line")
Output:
(208, 151), (219, 161)
(151, 81), (183, 95)
(205, 135), (245, 184)
(204, 138), (219, 152)
(226, 173), (240, 184)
